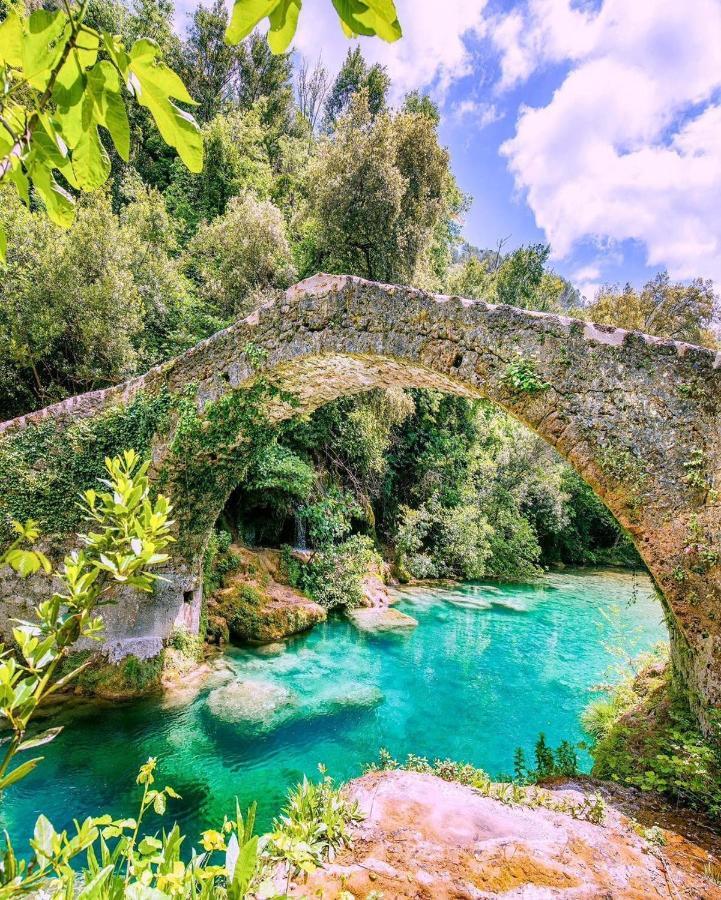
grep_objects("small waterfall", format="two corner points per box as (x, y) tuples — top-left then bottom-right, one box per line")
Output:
(294, 513), (307, 551)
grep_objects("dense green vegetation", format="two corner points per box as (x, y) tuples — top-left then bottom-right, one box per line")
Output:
(583, 648), (721, 820)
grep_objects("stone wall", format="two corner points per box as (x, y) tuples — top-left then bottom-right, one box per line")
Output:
(1, 274), (720, 725)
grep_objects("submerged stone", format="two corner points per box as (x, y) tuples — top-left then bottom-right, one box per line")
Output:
(310, 684), (384, 717)
(206, 678), (295, 732)
(347, 607), (418, 632)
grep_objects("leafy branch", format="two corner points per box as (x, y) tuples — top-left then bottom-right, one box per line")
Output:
(0, 2), (203, 259)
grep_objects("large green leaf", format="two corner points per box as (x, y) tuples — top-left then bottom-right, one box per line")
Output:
(331, 0), (400, 40)
(18, 726), (63, 752)
(29, 167), (75, 228)
(0, 9), (23, 68)
(354, 0), (401, 41)
(226, 0), (282, 45)
(0, 756), (43, 791)
(31, 814), (56, 866)
(267, 0), (302, 53)
(85, 61), (130, 161)
(22, 10), (69, 91)
(71, 126), (111, 191)
(128, 39), (203, 173)
(0, 223), (6, 264)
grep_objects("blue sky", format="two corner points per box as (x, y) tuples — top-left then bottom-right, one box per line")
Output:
(176, 0), (721, 300)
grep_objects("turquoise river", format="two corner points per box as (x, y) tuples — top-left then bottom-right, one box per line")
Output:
(1, 569), (667, 840)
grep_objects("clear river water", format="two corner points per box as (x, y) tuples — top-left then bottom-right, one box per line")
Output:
(1, 569), (667, 841)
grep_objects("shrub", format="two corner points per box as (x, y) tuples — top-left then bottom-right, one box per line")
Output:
(584, 651), (721, 818)
(297, 534), (380, 610)
(183, 193), (296, 321)
(264, 765), (362, 889)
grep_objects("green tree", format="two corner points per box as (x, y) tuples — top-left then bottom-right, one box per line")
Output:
(183, 192), (296, 321)
(322, 46), (389, 130)
(0, 181), (204, 418)
(402, 89), (440, 124)
(0, 189), (144, 416)
(181, 0), (241, 123)
(581, 271), (718, 347)
(182, 2), (295, 144)
(164, 107), (273, 235)
(302, 91), (459, 285)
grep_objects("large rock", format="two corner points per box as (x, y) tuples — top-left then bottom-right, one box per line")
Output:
(208, 550), (327, 644)
(347, 606), (418, 632)
(290, 770), (721, 898)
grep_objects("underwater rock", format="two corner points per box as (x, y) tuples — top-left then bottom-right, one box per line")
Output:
(310, 684), (384, 717)
(206, 678), (295, 731)
(255, 641), (287, 656)
(347, 607), (418, 632)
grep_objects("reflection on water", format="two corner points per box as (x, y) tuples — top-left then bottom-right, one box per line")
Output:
(1, 568), (667, 839)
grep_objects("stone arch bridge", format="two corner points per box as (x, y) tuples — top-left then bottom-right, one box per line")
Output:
(1, 274), (720, 724)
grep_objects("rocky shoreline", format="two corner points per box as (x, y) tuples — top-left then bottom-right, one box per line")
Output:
(288, 769), (721, 898)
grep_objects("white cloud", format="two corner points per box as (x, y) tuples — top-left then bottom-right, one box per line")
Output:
(452, 99), (502, 128)
(497, 0), (721, 283)
(572, 264), (601, 283)
(291, 0), (489, 103)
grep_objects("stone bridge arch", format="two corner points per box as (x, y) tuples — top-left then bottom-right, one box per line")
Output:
(1, 274), (720, 724)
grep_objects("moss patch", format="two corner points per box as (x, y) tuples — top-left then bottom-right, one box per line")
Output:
(60, 651), (165, 700)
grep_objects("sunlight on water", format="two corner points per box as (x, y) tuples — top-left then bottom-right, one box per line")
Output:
(0, 569), (667, 840)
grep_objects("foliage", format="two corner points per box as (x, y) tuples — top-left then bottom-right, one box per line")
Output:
(290, 534), (379, 610)
(0, 0), (202, 258)
(512, 734), (579, 784)
(0, 184), (200, 417)
(0, 755), (268, 897)
(502, 355), (550, 395)
(203, 528), (241, 596)
(394, 493), (492, 581)
(181, 0), (293, 132)
(322, 47), (389, 130)
(0, 451), (177, 890)
(264, 765), (362, 889)
(531, 468), (639, 567)
(584, 651), (721, 818)
(445, 243), (577, 311)
(0, 389), (173, 539)
(165, 108), (273, 236)
(580, 271), (719, 348)
(183, 192), (296, 320)
(301, 90), (461, 286)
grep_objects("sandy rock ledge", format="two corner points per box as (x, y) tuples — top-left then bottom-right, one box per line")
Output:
(289, 770), (721, 899)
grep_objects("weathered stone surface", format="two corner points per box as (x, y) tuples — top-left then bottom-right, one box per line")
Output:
(1, 273), (720, 724)
(288, 770), (721, 899)
(347, 606), (418, 632)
